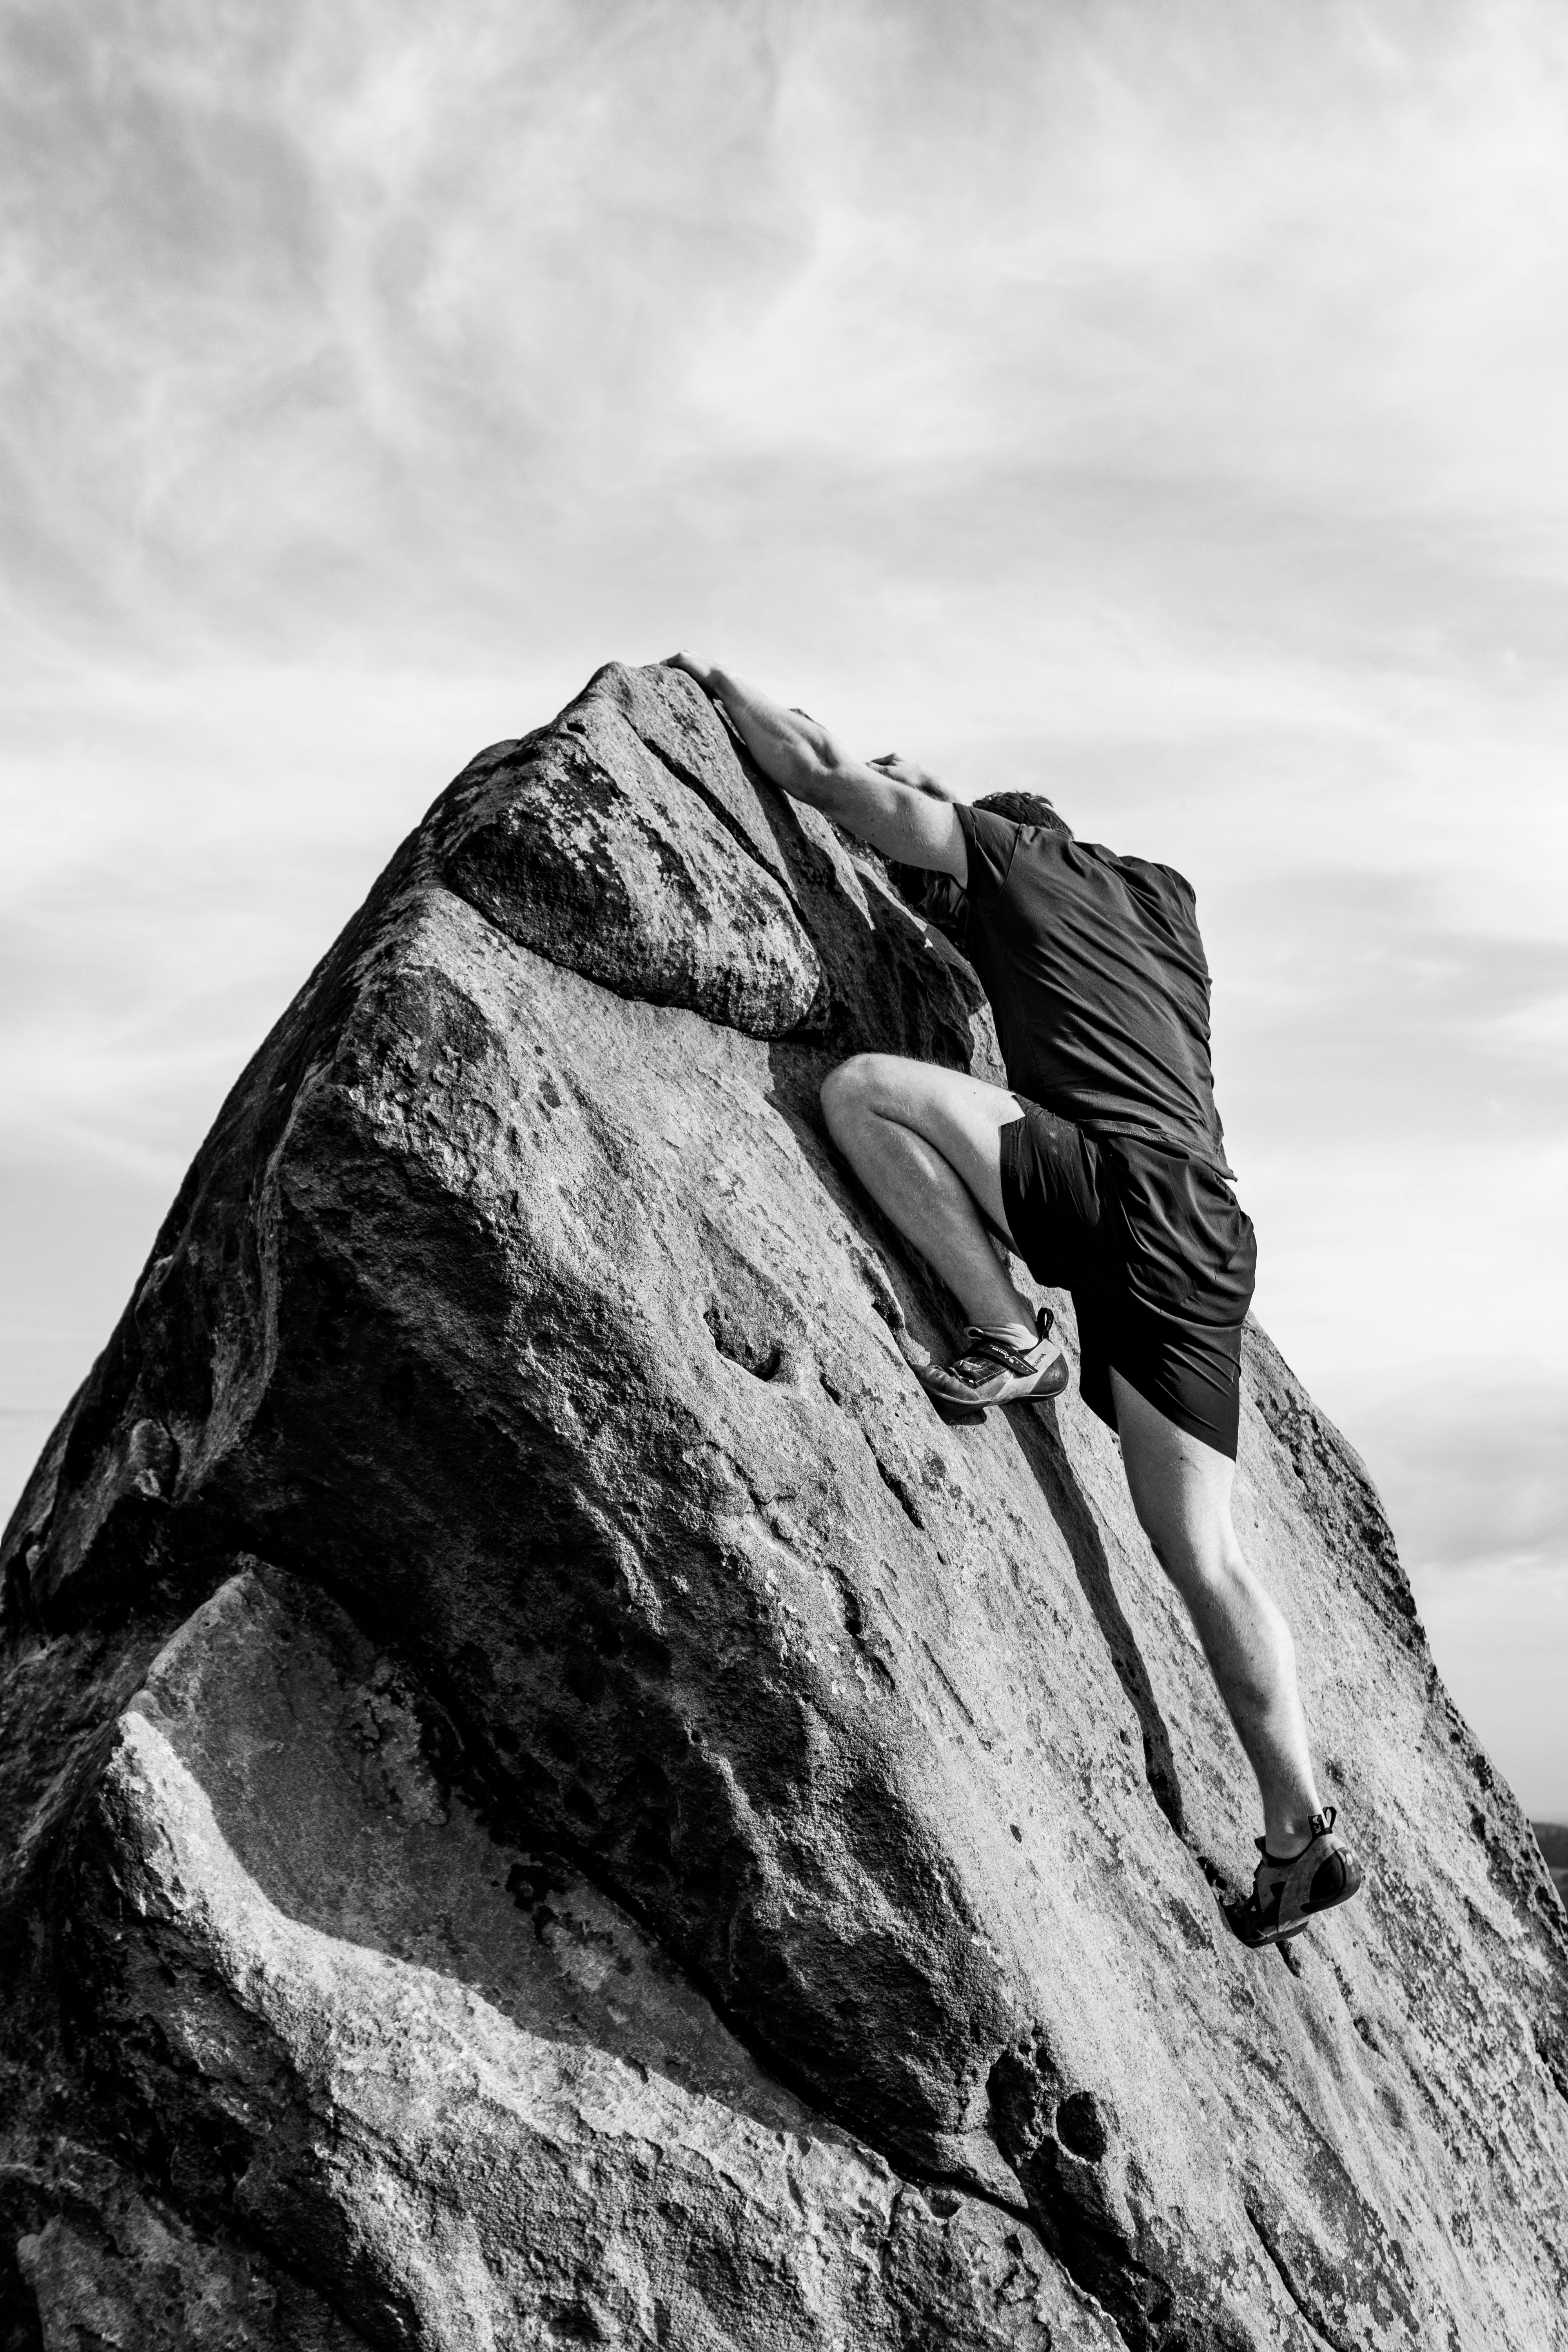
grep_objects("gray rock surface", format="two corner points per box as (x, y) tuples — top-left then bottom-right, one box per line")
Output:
(4, 659), (1566, 2350)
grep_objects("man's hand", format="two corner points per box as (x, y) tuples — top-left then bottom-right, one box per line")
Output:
(666, 649), (717, 690)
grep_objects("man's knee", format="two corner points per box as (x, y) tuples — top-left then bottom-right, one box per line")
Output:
(820, 1053), (892, 1138)
(1126, 1473), (1242, 1602)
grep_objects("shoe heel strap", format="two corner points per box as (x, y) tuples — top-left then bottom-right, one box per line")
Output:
(1258, 1805), (1338, 1867)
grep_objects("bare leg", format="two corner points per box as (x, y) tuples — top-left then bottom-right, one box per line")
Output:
(1112, 1371), (1321, 1855)
(820, 1053), (1319, 1848)
(820, 1053), (1037, 1342)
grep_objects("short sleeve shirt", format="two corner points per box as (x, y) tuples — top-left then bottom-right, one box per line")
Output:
(953, 804), (1231, 1174)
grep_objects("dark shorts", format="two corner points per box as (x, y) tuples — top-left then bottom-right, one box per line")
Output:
(998, 1101), (1257, 1459)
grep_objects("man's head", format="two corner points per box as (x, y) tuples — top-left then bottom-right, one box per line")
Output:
(974, 789), (1070, 836)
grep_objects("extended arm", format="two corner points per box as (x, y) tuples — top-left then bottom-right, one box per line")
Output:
(666, 653), (967, 882)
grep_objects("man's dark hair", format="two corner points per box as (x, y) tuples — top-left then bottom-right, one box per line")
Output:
(974, 789), (1070, 835)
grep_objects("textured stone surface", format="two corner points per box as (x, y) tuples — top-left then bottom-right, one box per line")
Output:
(434, 666), (820, 1038)
(37, 1562), (1102, 2350)
(9, 2183), (365, 2352)
(3, 660), (1566, 2350)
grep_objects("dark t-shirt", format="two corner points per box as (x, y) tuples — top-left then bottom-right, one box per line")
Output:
(953, 804), (1231, 1174)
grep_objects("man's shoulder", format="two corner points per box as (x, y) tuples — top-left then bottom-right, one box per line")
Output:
(960, 813), (1200, 935)
(1081, 839), (1192, 892)
(1083, 842), (1199, 924)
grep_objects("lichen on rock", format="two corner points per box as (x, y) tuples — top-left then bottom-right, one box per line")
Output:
(435, 666), (824, 1040)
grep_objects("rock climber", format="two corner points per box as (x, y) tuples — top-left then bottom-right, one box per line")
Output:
(666, 650), (1363, 1951)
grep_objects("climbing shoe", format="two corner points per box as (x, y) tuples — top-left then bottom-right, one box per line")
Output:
(1228, 1807), (1364, 1948)
(916, 1308), (1069, 1412)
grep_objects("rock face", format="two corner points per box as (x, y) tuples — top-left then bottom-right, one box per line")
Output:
(3, 661), (1566, 2352)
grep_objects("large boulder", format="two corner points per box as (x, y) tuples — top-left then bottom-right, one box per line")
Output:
(3, 660), (1566, 2351)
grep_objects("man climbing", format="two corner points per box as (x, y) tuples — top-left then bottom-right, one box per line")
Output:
(667, 651), (1363, 1951)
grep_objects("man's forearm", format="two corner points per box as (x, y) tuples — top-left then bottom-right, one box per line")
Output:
(671, 657), (855, 810)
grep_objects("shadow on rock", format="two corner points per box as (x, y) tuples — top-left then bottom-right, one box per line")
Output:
(1004, 1401), (1187, 1842)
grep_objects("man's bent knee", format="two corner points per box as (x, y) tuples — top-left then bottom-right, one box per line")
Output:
(820, 1052), (899, 1135)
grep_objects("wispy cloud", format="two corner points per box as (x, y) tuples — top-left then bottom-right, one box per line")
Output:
(7, 1), (1568, 664)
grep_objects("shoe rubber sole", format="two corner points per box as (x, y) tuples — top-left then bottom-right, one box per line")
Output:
(1228, 1847), (1365, 1948)
(918, 1352), (1070, 1411)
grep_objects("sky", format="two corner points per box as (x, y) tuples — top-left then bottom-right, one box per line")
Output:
(2, 0), (1565, 1814)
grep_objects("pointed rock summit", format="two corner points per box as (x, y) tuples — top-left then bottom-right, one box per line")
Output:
(3, 662), (1566, 2350)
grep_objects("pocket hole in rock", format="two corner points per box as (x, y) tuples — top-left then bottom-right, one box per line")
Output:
(704, 1303), (784, 1381)
(1054, 2090), (1110, 2163)
(540, 1718), (579, 1766)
